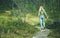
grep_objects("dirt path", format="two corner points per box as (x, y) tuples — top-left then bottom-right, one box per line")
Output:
(32, 29), (50, 38)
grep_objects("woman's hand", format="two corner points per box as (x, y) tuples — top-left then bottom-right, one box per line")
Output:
(47, 16), (48, 19)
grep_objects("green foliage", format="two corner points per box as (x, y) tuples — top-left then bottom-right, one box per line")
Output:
(0, 15), (38, 38)
(0, 0), (60, 38)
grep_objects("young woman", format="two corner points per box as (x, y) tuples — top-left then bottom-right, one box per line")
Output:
(38, 6), (48, 32)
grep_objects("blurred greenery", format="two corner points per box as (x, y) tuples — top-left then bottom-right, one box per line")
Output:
(0, 0), (60, 38)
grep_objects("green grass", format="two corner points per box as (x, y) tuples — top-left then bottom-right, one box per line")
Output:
(0, 11), (39, 38)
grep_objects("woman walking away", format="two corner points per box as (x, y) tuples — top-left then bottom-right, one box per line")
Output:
(38, 6), (48, 32)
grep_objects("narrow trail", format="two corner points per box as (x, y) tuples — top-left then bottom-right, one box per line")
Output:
(32, 29), (50, 38)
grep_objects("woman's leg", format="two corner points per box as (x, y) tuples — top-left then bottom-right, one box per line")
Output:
(40, 19), (43, 28)
(43, 22), (45, 28)
(43, 18), (45, 28)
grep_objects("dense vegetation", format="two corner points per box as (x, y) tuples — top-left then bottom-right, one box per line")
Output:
(0, 0), (60, 38)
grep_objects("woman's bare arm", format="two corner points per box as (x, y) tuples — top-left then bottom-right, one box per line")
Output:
(38, 7), (41, 16)
(43, 9), (48, 18)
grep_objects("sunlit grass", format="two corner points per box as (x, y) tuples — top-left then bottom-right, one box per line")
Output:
(0, 16), (19, 22)
(0, 10), (39, 26)
(21, 13), (39, 25)
(0, 11), (39, 38)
